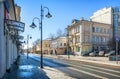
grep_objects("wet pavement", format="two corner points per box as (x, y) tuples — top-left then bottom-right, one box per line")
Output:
(2, 55), (50, 79)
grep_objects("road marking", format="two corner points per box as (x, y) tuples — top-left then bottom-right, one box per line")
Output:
(60, 61), (120, 78)
(81, 64), (120, 74)
(61, 60), (120, 74)
(77, 65), (120, 78)
(68, 67), (108, 79)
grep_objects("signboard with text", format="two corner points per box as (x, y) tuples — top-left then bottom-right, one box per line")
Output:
(4, 19), (25, 32)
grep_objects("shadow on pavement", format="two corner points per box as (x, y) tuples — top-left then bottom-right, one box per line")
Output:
(2, 55), (50, 79)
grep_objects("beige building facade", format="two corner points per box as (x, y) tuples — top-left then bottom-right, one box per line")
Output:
(66, 19), (111, 55)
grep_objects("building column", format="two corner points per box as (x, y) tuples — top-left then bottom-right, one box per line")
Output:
(13, 42), (17, 61)
(9, 38), (12, 66)
(6, 34), (11, 72)
(0, 2), (6, 78)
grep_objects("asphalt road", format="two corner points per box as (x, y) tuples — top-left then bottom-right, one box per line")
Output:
(29, 54), (120, 79)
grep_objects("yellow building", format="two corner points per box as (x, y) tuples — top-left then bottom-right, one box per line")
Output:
(66, 19), (111, 55)
(34, 38), (51, 54)
(15, 4), (21, 21)
(43, 39), (51, 54)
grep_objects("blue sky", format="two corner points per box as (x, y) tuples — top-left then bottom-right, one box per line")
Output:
(14, 0), (119, 48)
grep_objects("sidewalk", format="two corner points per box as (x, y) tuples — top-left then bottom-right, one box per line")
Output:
(2, 54), (75, 79)
(44, 55), (120, 67)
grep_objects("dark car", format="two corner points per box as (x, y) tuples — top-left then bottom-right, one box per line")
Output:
(105, 51), (115, 57)
(81, 52), (90, 56)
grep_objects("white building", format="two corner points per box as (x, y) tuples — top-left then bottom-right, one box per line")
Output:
(90, 7), (120, 46)
(50, 37), (67, 55)
(0, 0), (24, 78)
(90, 7), (113, 24)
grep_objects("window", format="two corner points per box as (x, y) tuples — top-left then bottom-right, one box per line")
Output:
(68, 30), (72, 35)
(96, 27), (99, 32)
(102, 37), (105, 42)
(75, 25), (80, 33)
(104, 29), (106, 33)
(92, 27), (95, 32)
(45, 44), (47, 47)
(100, 28), (102, 33)
(100, 37), (102, 43)
(85, 36), (89, 43)
(75, 36), (80, 43)
(107, 29), (110, 34)
(64, 43), (66, 46)
(92, 36), (95, 43)
(106, 37), (108, 42)
(101, 28), (104, 33)
(60, 43), (62, 46)
(76, 46), (80, 52)
(96, 36), (99, 43)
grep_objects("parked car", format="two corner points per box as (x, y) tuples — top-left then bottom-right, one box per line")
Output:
(99, 51), (105, 56)
(104, 51), (115, 57)
(89, 51), (98, 56)
(81, 52), (90, 56)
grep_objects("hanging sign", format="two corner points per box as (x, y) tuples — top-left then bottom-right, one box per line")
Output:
(4, 19), (25, 32)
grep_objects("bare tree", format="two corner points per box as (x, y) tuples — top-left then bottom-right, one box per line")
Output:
(56, 28), (66, 37)
(49, 33), (56, 40)
(32, 39), (41, 53)
(63, 29), (66, 36)
(56, 28), (63, 37)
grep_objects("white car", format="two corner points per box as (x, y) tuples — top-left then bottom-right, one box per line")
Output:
(99, 51), (104, 56)
(89, 51), (98, 56)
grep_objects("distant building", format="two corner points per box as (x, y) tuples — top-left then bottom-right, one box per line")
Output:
(66, 18), (111, 55)
(35, 41), (40, 53)
(90, 7), (120, 49)
(33, 38), (51, 54)
(50, 37), (67, 55)
(42, 38), (51, 54)
(15, 4), (21, 21)
(90, 7), (113, 24)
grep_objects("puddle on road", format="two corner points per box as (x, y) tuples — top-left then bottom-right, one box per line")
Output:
(19, 65), (35, 70)
(18, 65), (36, 77)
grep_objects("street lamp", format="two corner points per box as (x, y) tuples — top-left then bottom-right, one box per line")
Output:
(67, 32), (70, 59)
(27, 35), (32, 59)
(30, 5), (52, 68)
(24, 35), (32, 59)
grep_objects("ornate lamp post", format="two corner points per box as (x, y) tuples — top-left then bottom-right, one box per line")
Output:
(27, 35), (32, 59)
(67, 32), (70, 59)
(30, 5), (52, 68)
(24, 34), (32, 59)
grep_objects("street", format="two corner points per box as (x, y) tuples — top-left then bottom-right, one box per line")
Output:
(29, 54), (120, 79)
